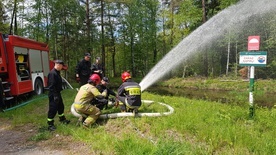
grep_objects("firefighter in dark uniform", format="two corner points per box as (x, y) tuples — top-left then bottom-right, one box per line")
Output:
(47, 60), (70, 131)
(76, 53), (92, 86)
(95, 77), (116, 110)
(91, 57), (103, 79)
(117, 71), (141, 113)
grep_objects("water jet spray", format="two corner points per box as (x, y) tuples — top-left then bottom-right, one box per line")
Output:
(139, 0), (276, 91)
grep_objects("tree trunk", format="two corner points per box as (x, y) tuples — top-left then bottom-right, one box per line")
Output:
(170, 1), (174, 47)
(101, 0), (105, 77)
(202, 0), (206, 23)
(9, 0), (17, 35)
(202, 0), (208, 77)
(14, 11), (17, 35)
(182, 64), (187, 78)
(235, 41), (238, 78)
(226, 32), (230, 76)
(86, 0), (91, 51)
(107, 8), (116, 77)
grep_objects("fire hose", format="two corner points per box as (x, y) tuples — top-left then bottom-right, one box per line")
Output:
(70, 100), (174, 119)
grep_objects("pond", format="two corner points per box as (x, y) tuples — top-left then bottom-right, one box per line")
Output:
(146, 86), (276, 108)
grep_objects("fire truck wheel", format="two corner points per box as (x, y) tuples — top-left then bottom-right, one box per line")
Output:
(34, 79), (44, 95)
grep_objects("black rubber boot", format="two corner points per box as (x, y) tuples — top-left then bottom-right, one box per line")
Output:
(133, 109), (138, 117)
(59, 116), (70, 124)
(47, 120), (56, 131)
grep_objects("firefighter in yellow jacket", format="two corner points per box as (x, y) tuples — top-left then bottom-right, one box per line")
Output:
(73, 74), (107, 128)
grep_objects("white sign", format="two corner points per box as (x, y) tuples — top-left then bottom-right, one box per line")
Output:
(239, 51), (267, 67)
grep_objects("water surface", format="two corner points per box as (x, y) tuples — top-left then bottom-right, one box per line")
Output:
(146, 86), (275, 108)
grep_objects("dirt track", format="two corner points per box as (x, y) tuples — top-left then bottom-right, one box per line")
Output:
(0, 121), (91, 155)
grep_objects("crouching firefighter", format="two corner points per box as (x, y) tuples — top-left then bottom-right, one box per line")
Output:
(90, 97), (108, 110)
(117, 71), (142, 114)
(73, 74), (107, 128)
(96, 77), (116, 110)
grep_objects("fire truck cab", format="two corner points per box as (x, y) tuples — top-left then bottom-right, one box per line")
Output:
(0, 33), (50, 109)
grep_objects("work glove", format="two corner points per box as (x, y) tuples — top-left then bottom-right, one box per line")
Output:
(102, 89), (108, 97)
(107, 98), (116, 107)
(54, 95), (60, 103)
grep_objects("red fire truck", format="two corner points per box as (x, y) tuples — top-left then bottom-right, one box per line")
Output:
(0, 33), (51, 110)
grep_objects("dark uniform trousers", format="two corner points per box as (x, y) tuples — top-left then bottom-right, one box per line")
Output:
(48, 92), (64, 119)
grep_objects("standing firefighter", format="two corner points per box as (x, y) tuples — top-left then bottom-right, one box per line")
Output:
(73, 74), (107, 128)
(117, 71), (142, 113)
(76, 53), (92, 86)
(47, 60), (70, 131)
(91, 57), (103, 78)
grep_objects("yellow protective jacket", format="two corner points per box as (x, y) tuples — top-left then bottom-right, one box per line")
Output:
(74, 83), (107, 105)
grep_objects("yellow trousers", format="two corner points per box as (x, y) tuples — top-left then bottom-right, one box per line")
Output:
(74, 103), (101, 126)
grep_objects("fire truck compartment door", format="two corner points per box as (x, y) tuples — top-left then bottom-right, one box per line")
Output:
(41, 51), (50, 77)
(29, 49), (43, 73)
(14, 47), (28, 55)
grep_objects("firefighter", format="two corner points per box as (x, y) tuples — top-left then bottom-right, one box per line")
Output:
(47, 60), (70, 131)
(91, 57), (103, 79)
(116, 71), (142, 113)
(75, 53), (92, 86)
(95, 77), (116, 110)
(73, 74), (107, 128)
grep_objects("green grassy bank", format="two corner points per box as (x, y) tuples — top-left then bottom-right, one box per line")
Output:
(1, 88), (276, 154)
(158, 77), (276, 93)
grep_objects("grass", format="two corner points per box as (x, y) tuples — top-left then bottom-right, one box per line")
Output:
(1, 83), (276, 154)
(159, 77), (276, 93)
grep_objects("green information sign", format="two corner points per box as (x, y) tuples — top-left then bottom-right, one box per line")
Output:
(239, 51), (267, 67)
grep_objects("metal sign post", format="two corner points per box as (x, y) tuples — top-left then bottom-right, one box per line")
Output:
(249, 66), (254, 118)
(239, 36), (267, 119)
(239, 51), (266, 118)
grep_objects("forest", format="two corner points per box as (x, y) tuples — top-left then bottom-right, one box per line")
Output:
(1, 0), (276, 80)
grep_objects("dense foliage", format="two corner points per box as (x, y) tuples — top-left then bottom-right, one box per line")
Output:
(1, 0), (275, 80)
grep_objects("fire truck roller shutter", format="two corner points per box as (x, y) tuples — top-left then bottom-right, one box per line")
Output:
(29, 49), (43, 73)
(41, 51), (50, 76)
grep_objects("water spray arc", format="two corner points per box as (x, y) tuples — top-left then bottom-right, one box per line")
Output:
(139, 0), (276, 91)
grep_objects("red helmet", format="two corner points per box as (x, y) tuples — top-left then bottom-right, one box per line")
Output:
(121, 71), (131, 82)
(89, 74), (101, 84)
